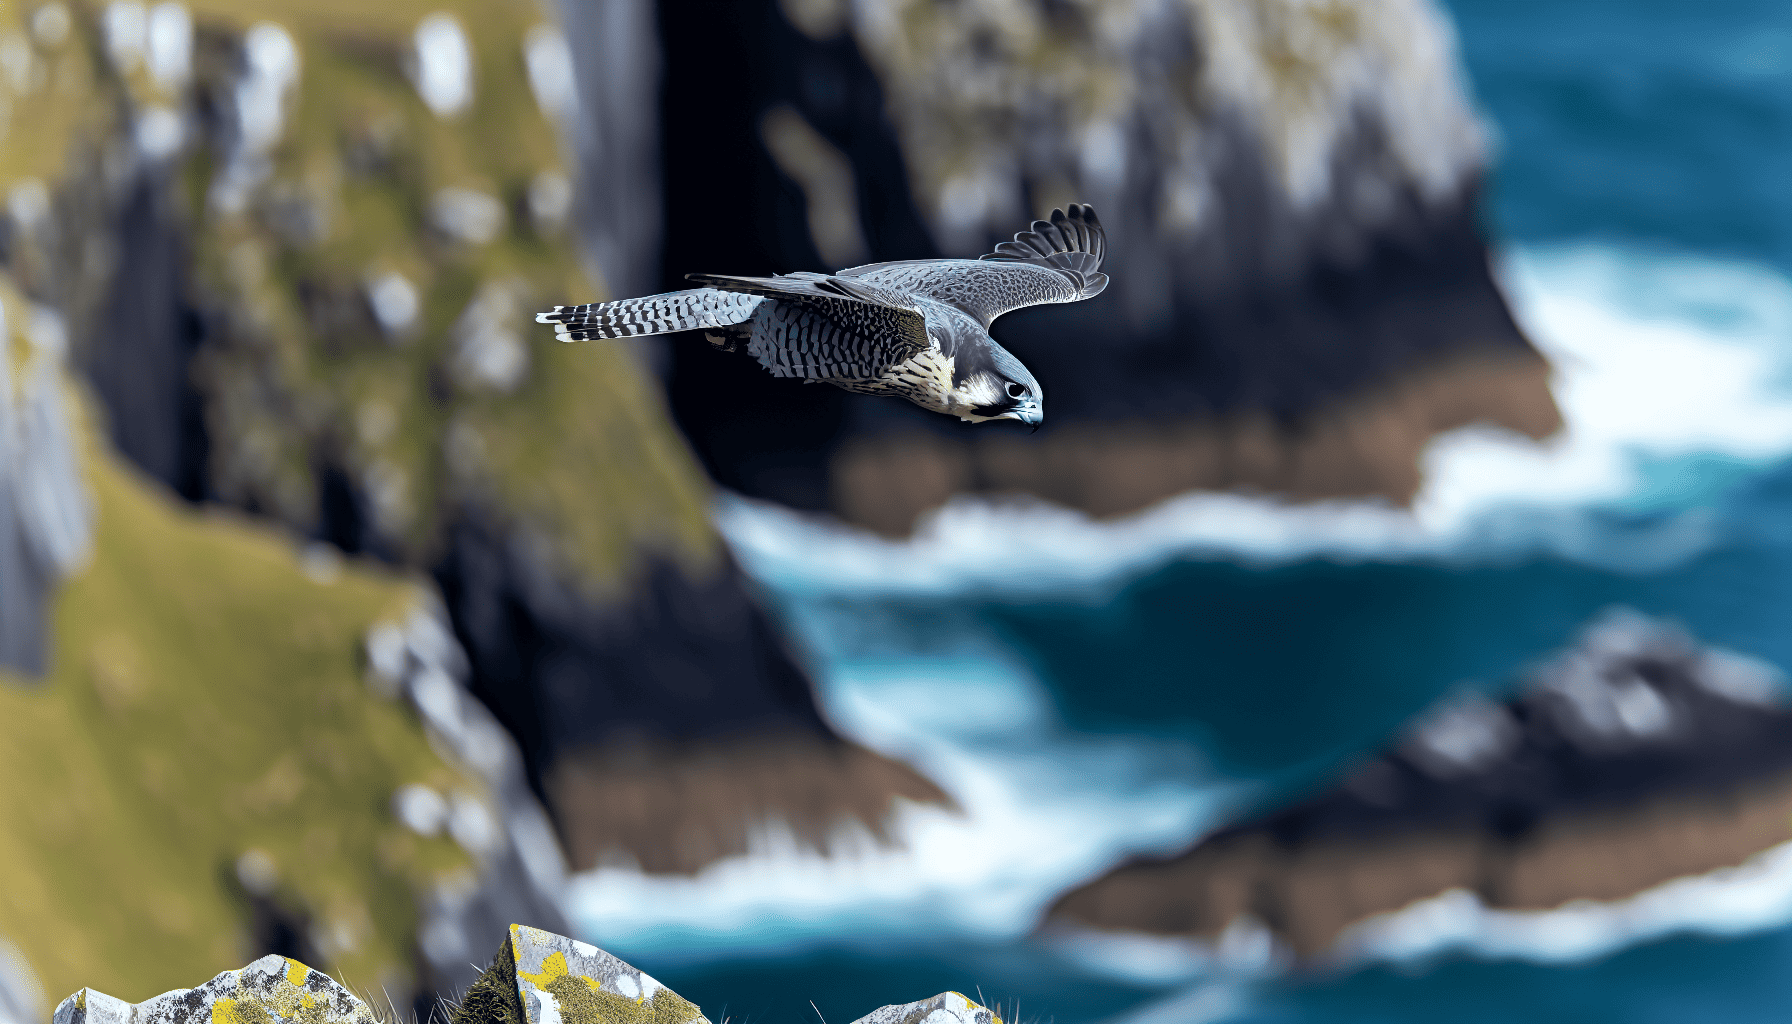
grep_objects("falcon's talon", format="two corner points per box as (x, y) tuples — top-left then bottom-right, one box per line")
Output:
(534, 205), (1111, 427)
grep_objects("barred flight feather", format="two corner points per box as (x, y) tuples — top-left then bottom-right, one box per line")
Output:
(534, 288), (762, 341)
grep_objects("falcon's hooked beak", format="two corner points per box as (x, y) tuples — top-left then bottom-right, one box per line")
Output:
(1000, 400), (1043, 431)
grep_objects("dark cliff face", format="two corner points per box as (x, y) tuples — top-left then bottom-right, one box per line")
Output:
(635, 0), (937, 512)
(592, 0), (1559, 533)
(434, 515), (828, 779)
(23, 3), (942, 882)
(1048, 611), (1792, 957)
(84, 174), (212, 505)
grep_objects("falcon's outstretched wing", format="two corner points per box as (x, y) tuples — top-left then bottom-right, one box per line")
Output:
(687, 271), (931, 380)
(837, 205), (1109, 330)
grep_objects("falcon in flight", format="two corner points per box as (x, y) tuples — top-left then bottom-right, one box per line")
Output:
(535, 205), (1108, 427)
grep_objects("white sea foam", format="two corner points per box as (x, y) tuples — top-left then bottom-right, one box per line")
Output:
(567, 641), (1229, 961)
(1048, 836), (1792, 1015)
(1333, 839), (1792, 968)
(717, 244), (1792, 596)
(1080, 835), (1792, 1017)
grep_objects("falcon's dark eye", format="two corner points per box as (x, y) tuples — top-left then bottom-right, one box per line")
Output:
(1005, 382), (1029, 400)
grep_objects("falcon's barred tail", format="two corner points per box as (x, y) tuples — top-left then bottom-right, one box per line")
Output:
(534, 288), (762, 341)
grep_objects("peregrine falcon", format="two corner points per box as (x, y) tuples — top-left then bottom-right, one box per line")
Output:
(535, 205), (1109, 426)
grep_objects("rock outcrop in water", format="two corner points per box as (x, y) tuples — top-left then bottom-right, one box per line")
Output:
(602, 0), (1561, 534)
(1049, 610), (1792, 958)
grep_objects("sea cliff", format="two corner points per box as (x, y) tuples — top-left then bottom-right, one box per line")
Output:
(0, 0), (940, 1006)
(609, 0), (1562, 534)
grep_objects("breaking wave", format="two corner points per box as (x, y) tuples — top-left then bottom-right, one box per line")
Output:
(565, 637), (1230, 962)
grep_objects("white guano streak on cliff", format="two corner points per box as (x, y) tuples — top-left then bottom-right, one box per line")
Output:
(412, 13), (473, 118)
(209, 22), (299, 214)
(0, 294), (94, 674)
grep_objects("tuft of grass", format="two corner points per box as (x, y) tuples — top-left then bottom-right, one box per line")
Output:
(446, 937), (518, 1024)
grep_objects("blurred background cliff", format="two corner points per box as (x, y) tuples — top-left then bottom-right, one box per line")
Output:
(2, 0), (1790, 1022)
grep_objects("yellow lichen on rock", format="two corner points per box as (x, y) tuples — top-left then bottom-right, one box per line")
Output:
(60, 954), (375, 1024)
(516, 952), (597, 996)
(506, 924), (706, 1024)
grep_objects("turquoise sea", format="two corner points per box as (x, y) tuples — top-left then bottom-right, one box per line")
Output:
(574, 2), (1792, 1020)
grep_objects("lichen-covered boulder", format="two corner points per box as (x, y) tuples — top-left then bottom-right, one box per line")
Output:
(847, 991), (1002, 1024)
(452, 924), (708, 1024)
(52, 956), (374, 1024)
(442, 924), (1007, 1024)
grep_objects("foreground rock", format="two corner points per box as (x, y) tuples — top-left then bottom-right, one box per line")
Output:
(54, 956), (374, 1024)
(449, 924), (1001, 1024)
(454, 924), (708, 1024)
(51, 925), (1005, 1024)
(1050, 610), (1792, 957)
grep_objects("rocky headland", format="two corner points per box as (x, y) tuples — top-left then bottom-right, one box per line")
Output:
(614, 0), (1562, 534)
(1049, 610), (1792, 959)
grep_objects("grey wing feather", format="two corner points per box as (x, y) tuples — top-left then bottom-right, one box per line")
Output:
(837, 204), (1109, 329)
(686, 272), (931, 380)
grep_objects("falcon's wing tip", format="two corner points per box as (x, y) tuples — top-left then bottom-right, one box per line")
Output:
(981, 201), (1106, 278)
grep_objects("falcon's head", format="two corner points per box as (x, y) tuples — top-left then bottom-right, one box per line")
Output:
(958, 342), (1043, 427)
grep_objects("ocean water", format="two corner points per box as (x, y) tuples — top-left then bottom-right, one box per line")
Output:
(570, 2), (1792, 1021)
